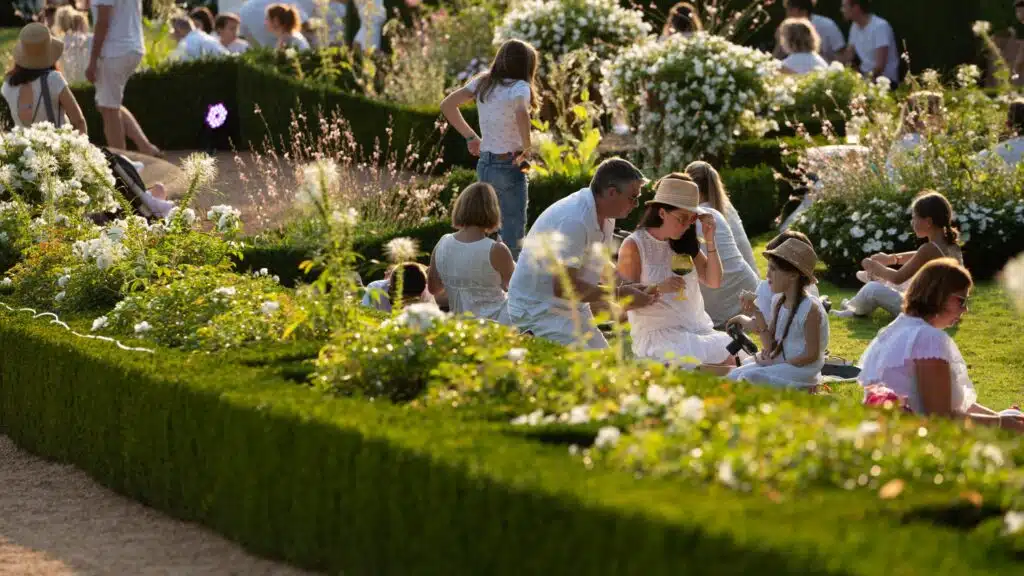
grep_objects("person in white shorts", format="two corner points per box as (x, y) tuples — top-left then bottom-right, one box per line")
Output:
(86, 0), (161, 156)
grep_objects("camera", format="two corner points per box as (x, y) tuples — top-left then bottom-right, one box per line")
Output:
(726, 322), (758, 357)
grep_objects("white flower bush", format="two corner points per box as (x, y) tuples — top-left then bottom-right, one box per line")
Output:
(786, 62), (892, 132)
(0, 123), (118, 215)
(603, 32), (792, 171)
(495, 0), (650, 64)
(207, 204), (242, 236)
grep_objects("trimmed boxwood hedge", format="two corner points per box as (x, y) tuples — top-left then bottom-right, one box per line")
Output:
(1, 310), (1022, 574)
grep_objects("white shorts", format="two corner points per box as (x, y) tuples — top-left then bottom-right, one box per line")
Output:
(95, 52), (143, 109)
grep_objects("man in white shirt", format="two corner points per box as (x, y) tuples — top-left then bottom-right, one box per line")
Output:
(215, 12), (250, 53)
(86, 0), (161, 156)
(783, 0), (846, 62)
(840, 0), (899, 85)
(506, 158), (658, 349)
(170, 16), (231, 62)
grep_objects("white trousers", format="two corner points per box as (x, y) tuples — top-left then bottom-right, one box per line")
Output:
(846, 281), (903, 317)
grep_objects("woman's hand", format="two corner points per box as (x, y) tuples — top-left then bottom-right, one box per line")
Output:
(871, 253), (895, 266)
(467, 137), (481, 156)
(738, 290), (757, 315)
(657, 274), (686, 296)
(727, 314), (755, 332)
(698, 213), (716, 245)
(755, 349), (777, 366)
(861, 258), (884, 275)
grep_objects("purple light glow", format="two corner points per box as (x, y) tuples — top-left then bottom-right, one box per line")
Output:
(206, 103), (228, 129)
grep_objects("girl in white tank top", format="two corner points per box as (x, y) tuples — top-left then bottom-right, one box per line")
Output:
(427, 183), (515, 323)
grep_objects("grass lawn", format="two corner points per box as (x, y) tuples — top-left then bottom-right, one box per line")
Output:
(1, 27), (17, 57)
(748, 232), (1023, 410)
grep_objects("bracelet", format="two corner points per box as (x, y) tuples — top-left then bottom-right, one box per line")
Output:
(465, 134), (478, 142)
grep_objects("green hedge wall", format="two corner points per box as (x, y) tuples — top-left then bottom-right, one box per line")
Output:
(1, 311), (1021, 574)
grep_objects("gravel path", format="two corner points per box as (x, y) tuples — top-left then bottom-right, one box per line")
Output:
(0, 435), (314, 576)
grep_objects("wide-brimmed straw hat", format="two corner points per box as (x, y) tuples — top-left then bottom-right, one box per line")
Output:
(764, 238), (818, 283)
(13, 23), (63, 70)
(645, 178), (705, 214)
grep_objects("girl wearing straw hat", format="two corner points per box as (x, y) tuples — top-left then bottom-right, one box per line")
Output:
(728, 238), (830, 388)
(618, 174), (737, 366)
(2, 22), (87, 134)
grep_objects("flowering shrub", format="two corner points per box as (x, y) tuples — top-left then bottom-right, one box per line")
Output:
(0, 123), (118, 215)
(495, 0), (650, 64)
(785, 63), (893, 132)
(0, 199), (32, 273)
(314, 308), (533, 402)
(603, 32), (792, 172)
(585, 382), (1023, 513)
(97, 265), (300, 351)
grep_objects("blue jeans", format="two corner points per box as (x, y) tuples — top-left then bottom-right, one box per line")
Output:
(477, 151), (528, 258)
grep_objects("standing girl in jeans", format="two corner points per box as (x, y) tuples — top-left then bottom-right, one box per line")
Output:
(440, 39), (538, 258)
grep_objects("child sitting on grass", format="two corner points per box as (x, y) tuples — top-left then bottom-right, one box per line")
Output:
(362, 262), (436, 313)
(728, 238), (829, 389)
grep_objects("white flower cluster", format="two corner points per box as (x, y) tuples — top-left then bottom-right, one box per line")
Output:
(603, 32), (792, 170)
(391, 302), (448, 332)
(495, 0), (651, 62)
(297, 158), (340, 210)
(207, 204), (242, 235)
(0, 123), (117, 215)
(165, 206), (197, 228)
(384, 236), (419, 263)
(511, 383), (706, 430)
(72, 228), (128, 271)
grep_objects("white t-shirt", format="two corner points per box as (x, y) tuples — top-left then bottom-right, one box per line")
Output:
(782, 52), (828, 75)
(224, 39), (250, 54)
(1, 72), (70, 128)
(848, 14), (899, 84)
(508, 188), (614, 318)
(173, 30), (231, 62)
(985, 137), (1024, 167)
(91, 0), (145, 58)
(465, 76), (531, 154)
(353, 0), (386, 50)
(810, 13), (845, 62)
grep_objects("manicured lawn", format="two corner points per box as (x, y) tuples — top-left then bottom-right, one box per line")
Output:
(749, 233), (1023, 409)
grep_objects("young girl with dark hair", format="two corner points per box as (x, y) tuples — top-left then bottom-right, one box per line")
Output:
(833, 190), (963, 318)
(440, 39), (539, 259)
(728, 238), (829, 388)
(617, 174), (735, 366)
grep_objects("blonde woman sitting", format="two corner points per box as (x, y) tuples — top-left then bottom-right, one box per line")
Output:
(428, 182), (515, 323)
(858, 259), (1023, 432)
(685, 161), (760, 327)
(617, 174), (734, 366)
(832, 191), (963, 318)
(779, 18), (827, 75)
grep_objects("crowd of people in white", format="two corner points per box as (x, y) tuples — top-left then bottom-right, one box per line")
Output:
(2, 1), (1023, 432)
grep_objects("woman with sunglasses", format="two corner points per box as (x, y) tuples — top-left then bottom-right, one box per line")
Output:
(858, 259), (1024, 432)
(617, 174), (736, 366)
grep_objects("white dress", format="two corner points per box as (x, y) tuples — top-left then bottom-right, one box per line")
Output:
(433, 233), (509, 323)
(857, 314), (977, 414)
(729, 293), (829, 388)
(626, 230), (733, 365)
(695, 207), (760, 327)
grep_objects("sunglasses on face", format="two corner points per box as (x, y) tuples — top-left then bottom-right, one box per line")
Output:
(953, 294), (970, 309)
(665, 210), (691, 225)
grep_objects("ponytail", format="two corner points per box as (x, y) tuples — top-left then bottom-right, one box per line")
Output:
(685, 161), (733, 216)
(942, 224), (960, 246)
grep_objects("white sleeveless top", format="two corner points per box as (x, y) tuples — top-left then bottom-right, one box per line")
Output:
(625, 229), (716, 334)
(434, 233), (508, 322)
(858, 314), (977, 414)
(1, 72), (69, 129)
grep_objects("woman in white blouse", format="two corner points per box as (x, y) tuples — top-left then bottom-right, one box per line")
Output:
(778, 18), (827, 75)
(685, 161), (759, 327)
(427, 182), (515, 323)
(858, 259), (1023, 432)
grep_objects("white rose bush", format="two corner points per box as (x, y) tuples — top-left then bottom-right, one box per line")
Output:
(495, 0), (650, 65)
(602, 32), (793, 172)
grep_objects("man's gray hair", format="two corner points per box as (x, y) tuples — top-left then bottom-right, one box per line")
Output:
(589, 157), (647, 197)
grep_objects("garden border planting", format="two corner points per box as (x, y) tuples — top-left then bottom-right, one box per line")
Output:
(0, 311), (1021, 575)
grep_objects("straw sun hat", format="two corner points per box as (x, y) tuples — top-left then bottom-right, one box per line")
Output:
(645, 178), (706, 214)
(764, 238), (819, 284)
(13, 23), (63, 70)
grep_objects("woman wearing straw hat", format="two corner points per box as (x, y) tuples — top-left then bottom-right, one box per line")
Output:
(2, 22), (87, 134)
(728, 238), (830, 389)
(618, 173), (737, 366)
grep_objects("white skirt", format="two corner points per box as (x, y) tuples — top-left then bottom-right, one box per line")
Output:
(632, 326), (734, 366)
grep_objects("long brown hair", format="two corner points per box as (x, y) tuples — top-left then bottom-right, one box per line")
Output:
(903, 258), (972, 319)
(765, 254), (812, 359)
(911, 190), (959, 246)
(474, 39), (539, 112)
(266, 4), (300, 33)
